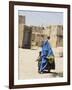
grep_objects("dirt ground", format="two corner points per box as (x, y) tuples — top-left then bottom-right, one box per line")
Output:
(18, 48), (63, 80)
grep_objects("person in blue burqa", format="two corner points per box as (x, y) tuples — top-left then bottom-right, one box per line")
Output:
(39, 36), (55, 73)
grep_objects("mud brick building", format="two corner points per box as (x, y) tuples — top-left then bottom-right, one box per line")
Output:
(19, 15), (63, 49)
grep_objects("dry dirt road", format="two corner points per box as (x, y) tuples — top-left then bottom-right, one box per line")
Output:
(18, 48), (63, 80)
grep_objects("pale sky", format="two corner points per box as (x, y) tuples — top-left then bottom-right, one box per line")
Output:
(18, 10), (63, 26)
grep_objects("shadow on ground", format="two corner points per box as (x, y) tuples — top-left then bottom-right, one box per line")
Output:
(39, 71), (63, 77)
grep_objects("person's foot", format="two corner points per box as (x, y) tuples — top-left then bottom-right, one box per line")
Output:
(39, 70), (48, 74)
(39, 71), (43, 74)
(48, 69), (50, 73)
(38, 70), (44, 74)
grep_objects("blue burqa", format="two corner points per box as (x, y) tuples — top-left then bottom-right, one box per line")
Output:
(40, 40), (54, 72)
